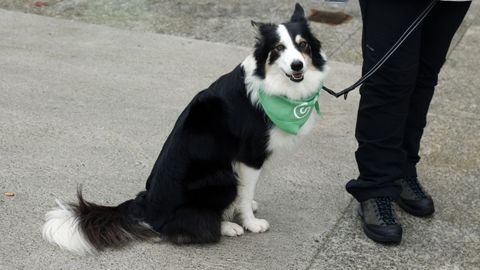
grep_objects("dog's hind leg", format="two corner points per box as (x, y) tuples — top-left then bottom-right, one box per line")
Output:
(233, 162), (269, 233)
(220, 221), (244, 237)
(161, 207), (223, 244)
(220, 200), (245, 237)
(162, 168), (239, 243)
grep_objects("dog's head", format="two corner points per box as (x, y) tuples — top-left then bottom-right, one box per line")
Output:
(244, 3), (327, 100)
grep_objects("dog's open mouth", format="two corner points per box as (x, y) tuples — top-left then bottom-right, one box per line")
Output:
(286, 72), (304, 82)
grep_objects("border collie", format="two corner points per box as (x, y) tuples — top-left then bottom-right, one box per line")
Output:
(42, 3), (328, 255)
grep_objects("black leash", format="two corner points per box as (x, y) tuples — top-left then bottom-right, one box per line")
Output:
(322, 0), (440, 100)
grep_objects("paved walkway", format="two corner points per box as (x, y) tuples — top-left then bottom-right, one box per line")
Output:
(2, 1), (479, 65)
(0, 4), (478, 270)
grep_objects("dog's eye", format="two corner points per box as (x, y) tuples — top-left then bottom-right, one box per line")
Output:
(298, 41), (308, 49)
(274, 44), (285, 51)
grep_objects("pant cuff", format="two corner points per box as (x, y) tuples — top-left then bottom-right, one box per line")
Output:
(345, 178), (402, 202)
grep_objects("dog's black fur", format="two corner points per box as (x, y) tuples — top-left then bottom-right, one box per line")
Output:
(46, 3), (326, 252)
(132, 64), (272, 244)
(77, 64), (273, 248)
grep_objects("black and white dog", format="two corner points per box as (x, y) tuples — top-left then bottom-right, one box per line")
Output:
(43, 3), (328, 255)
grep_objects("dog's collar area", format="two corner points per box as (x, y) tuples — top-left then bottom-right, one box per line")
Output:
(258, 84), (323, 135)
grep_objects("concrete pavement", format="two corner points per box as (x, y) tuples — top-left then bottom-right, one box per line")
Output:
(0, 10), (360, 270)
(0, 0), (365, 63)
(0, 6), (479, 270)
(2, 0), (479, 66)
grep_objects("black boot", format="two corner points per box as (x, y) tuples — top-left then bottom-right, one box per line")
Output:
(358, 197), (402, 244)
(395, 177), (435, 217)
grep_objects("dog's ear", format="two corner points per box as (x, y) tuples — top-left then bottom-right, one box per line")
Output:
(290, 3), (306, 22)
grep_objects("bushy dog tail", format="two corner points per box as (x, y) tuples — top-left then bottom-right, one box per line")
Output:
(42, 188), (157, 255)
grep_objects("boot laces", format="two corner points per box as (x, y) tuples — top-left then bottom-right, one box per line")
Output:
(405, 177), (427, 199)
(375, 197), (396, 225)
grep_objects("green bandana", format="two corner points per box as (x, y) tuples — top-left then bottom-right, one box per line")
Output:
(258, 87), (321, 135)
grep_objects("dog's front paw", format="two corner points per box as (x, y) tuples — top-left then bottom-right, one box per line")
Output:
(242, 218), (270, 233)
(221, 221), (244, 237)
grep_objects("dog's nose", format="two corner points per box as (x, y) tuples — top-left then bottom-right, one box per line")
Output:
(291, 61), (303, 71)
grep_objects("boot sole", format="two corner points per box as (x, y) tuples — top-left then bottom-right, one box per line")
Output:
(361, 223), (402, 244)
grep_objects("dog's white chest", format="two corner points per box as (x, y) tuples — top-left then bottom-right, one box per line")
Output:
(267, 112), (317, 151)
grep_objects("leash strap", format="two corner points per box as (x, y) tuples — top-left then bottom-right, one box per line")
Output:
(322, 0), (440, 100)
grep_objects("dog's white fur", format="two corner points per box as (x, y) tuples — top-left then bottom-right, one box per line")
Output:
(43, 22), (327, 244)
(242, 24), (327, 152)
(223, 24), (328, 236)
(42, 200), (97, 255)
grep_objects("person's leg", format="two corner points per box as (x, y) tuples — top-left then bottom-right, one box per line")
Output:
(403, 1), (472, 178)
(395, 1), (471, 217)
(346, 0), (427, 202)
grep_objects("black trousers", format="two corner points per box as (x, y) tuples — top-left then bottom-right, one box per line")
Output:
(346, 0), (471, 202)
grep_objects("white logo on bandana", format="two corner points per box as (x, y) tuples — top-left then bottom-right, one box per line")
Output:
(293, 103), (311, 119)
